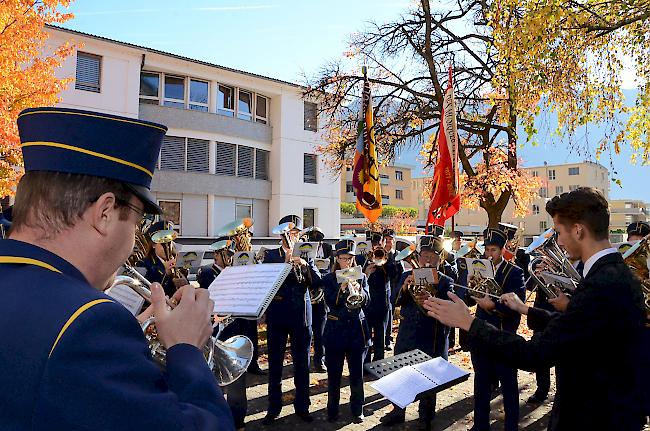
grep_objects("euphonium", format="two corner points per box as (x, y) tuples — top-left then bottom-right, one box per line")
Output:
(368, 246), (388, 266)
(336, 265), (365, 309)
(112, 267), (253, 386)
(151, 229), (185, 281)
(217, 218), (254, 253)
(467, 270), (503, 298)
(525, 228), (581, 295)
(622, 235), (650, 315)
(395, 242), (437, 313)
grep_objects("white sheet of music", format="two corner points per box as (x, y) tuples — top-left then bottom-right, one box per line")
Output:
(370, 358), (469, 409)
(105, 284), (145, 316)
(208, 263), (291, 318)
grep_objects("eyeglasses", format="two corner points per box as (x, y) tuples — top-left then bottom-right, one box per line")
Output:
(115, 198), (147, 220)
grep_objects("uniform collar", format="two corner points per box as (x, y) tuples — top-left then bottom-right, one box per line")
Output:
(583, 247), (618, 279)
(0, 239), (89, 284)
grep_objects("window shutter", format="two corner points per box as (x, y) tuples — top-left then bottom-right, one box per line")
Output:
(160, 136), (185, 171)
(186, 138), (209, 173)
(238, 146), (254, 178)
(304, 153), (317, 183)
(75, 53), (101, 92)
(255, 149), (269, 180)
(215, 142), (236, 176)
(304, 102), (317, 131)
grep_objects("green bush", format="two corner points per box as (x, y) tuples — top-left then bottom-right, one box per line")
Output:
(381, 205), (417, 218)
(340, 202), (356, 215)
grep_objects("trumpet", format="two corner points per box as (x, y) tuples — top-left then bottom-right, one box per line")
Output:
(114, 266), (253, 386)
(336, 265), (365, 309)
(272, 221), (304, 283)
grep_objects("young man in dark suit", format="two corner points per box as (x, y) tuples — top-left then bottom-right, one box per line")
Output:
(425, 187), (647, 431)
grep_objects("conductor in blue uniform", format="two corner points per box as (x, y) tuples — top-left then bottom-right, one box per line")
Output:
(262, 215), (321, 424)
(0, 107), (234, 430)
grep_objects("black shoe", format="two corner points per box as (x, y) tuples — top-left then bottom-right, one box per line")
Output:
(262, 413), (278, 425)
(384, 344), (392, 351)
(380, 409), (405, 426)
(352, 414), (364, 424)
(247, 364), (267, 375)
(296, 411), (314, 423)
(527, 393), (547, 404)
(314, 362), (327, 372)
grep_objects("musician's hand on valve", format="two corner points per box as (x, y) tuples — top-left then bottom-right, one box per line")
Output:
(548, 288), (570, 312)
(415, 291), (430, 306)
(340, 281), (349, 292)
(151, 283), (214, 349)
(423, 292), (474, 331)
(136, 303), (155, 324)
(500, 292), (529, 315)
(163, 257), (176, 274)
(475, 294), (496, 312)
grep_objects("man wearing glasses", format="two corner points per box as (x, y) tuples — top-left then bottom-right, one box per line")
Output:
(0, 108), (234, 430)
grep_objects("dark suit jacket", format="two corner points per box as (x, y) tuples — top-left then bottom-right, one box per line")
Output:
(474, 260), (525, 333)
(466, 252), (647, 431)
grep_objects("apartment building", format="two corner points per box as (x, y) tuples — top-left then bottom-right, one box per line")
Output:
(610, 199), (650, 242)
(44, 26), (340, 238)
(453, 161), (611, 241)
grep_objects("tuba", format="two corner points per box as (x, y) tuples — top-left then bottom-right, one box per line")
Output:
(336, 265), (365, 309)
(622, 235), (650, 316)
(525, 228), (581, 298)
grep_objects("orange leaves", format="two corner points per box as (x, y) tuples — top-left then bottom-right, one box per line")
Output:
(0, 0), (75, 197)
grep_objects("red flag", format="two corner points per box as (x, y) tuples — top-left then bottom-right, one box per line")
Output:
(426, 66), (460, 227)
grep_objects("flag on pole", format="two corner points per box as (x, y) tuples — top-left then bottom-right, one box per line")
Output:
(426, 65), (460, 228)
(352, 67), (382, 223)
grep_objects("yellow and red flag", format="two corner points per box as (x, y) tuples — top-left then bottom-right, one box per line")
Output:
(352, 68), (382, 222)
(426, 66), (460, 227)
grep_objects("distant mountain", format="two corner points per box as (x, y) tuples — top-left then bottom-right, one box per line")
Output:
(395, 89), (649, 202)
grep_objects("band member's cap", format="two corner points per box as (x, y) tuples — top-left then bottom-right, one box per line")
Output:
(483, 228), (507, 248)
(17, 107), (167, 214)
(209, 237), (235, 254)
(279, 214), (303, 230)
(306, 226), (325, 242)
(366, 230), (383, 244)
(146, 220), (174, 238)
(395, 239), (411, 252)
(452, 230), (463, 239)
(382, 228), (396, 238)
(419, 235), (444, 253)
(627, 221), (650, 237)
(498, 222), (518, 241)
(334, 239), (356, 256)
(425, 224), (444, 237)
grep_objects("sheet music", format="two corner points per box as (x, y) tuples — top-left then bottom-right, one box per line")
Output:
(106, 284), (145, 316)
(175, 250), (204, 270)
(233, 251), (256, 266)
(413, 267), (438, 285)
(468, 258), (495, 279)
(370, 366), (436, 409)
(414, 357), (469, 384)
(292, 242), (318, 260)
(208, 263), (291, 318)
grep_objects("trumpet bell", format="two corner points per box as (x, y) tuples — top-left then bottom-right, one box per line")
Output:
(395, 243), (420, 269)
(217, 218), (254, 237)
(151, 229), (178, 244)
(271, 221), (296, 236)
(210, 335), (254, 386)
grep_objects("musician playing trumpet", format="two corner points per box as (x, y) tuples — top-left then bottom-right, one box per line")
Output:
(320, 239), (371, 423)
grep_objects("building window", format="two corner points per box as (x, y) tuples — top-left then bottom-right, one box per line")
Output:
(548, 169), (556, 180)
(395, 170), (403, 181)
(189, 79), (209, 112)
(303, 208), (315, 228)
(380, 174), (389, 180)
(186, 138), (209, 173)
(346, 182), (354, 193)
(160, 136), (185, 171)
(139, 71), (160, 103)
(304, 102), (317, 131)
(218, 85), (235, 117)
(381, 194), (390, 200)
(532, 204), (540, 215)
(625, 215), (633, 225)
(396, 190), (403, 199)
(255, 149), (269, 180)
(75, 52), (101, 92)
(235, 203), (252, 220)
(256, 95), (268, 124)
(555, 185), (563, 195)
(158, 200), (181, 227)
(540, 221), (547, 231)
(569, 184), (579, 191)
(304, 153), (317, 183)
(539, 187), (548, 198)
(237, 146), (254, 178)
(237, 90), (253, 121)
(531, 170), (538, 177)
(215, 142), (236, 176)
(569, 167), (580, 176)
(163, 75), (185, 109)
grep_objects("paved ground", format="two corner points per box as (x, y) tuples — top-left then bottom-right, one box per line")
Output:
(235, 314), (559, 430)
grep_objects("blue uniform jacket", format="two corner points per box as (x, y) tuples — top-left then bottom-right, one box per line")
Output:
(394, 269), (453, 357)
(0, 239), (233, 430)
(357, 256), (398, 322)
(321, 272), (372, 348)
(474, 260), (525, 333)
(140, 255), (177, 297)
(263, 247), (321, 327)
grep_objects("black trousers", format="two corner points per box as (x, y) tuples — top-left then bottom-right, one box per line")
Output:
(325, 343), (367, 417)
(471, 351), (519, 431)
(311, 301), (326, 365)
(365, 311), (388, 362)
(225, 372), (247, 427)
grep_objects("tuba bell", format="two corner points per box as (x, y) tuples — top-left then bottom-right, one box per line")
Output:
(217, 218), (254, 253)
(622, 235), (650, 316)
(525, 228), (581, 297)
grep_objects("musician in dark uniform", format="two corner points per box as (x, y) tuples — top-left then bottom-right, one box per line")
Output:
(321, 239), (371, 423)
(262, 215), (321, 424)
(383, 228), (403, 350)
(425, 187), (647, 431)
(139, 220), (180, 297)
(0, 107), (233, 430)
(466, 228), (525, 431)
(627, 220), (650, 242)
(306, 226), (331, 372)
(380, 234), (454, 426)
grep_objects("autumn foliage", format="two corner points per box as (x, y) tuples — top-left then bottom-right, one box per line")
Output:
(0, 0), (75, 197)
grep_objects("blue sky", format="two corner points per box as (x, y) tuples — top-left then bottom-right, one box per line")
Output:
(60, 0), (649, 201)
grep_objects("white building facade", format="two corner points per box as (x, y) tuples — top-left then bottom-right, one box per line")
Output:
(46, 26), (340, 238)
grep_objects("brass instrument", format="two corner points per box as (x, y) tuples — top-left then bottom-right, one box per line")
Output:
(217, 218), (254, 252)
(622, 235), (650, 316)
(272, 221), (304, 283)
(209, 239), (234, 267)
(111, 270), (253, 386)
(525, 228), (581, 296)
(336, 265), (365, 309)
(456, 240), (485, 259)
(128, 217), (153, 266)
(369, 246), (388, 266)
(151, 229), (185, 281)
(395, 243), (438, 313)
(467, 270), (503, 298)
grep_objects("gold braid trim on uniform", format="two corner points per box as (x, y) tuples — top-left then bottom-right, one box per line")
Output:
(49, 299), (113, 357)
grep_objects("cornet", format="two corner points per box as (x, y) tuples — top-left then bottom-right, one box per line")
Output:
(336, 265), (365, 309)
(272, 221), (305, 283)
(112, 266), (253, 386)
